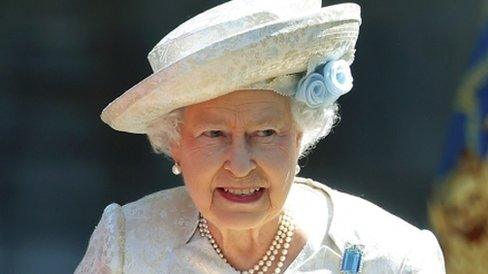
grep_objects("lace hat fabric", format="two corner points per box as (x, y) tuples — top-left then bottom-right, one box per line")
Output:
(100, 0), (362, 134)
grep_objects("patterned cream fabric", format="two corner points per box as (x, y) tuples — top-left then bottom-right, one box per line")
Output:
(74, 178), (445, 273)
(100, 2), (361, 134)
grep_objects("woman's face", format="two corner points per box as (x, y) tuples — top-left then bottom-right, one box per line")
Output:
(171, 90), (302, 230)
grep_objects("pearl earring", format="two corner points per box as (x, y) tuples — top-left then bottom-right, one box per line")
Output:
(172, 162), (181, 175)
(295, 164), (301, 175)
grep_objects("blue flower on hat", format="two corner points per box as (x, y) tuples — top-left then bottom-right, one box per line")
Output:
(295, 72), (327, 108)
(294, 59), (353, 108)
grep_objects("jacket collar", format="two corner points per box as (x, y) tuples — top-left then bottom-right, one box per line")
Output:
(310, 179), (360, 253)
(289, 177), (359, 253)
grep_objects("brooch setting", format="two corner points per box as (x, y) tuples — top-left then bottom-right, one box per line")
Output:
(340, 243), (364, 274)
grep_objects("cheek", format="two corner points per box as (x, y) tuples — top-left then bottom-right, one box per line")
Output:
(181, 140), (227, 179)
(254, 136), (299, 171)
(253, 137), (298, 203)
(178, 139), (227, 208)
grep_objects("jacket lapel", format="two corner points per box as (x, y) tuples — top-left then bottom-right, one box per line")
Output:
(291, 178), (365, 273)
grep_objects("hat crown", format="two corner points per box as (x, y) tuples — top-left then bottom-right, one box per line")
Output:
(148, 0), (321, 72)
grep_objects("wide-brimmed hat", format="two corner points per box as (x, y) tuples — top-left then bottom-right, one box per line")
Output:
(101, 0), (361, 134)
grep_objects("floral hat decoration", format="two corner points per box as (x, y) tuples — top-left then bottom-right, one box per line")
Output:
(100, 0), (361, 133)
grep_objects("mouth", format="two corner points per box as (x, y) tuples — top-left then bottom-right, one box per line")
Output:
(216, 187), (265, 203)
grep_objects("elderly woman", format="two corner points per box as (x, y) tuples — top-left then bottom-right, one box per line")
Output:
(75, 0), (445, 273)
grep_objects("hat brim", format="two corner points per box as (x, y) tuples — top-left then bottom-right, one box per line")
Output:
(101, 3), (361, 134)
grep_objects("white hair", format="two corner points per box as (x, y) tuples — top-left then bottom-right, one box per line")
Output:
(146, 97), (340, 159)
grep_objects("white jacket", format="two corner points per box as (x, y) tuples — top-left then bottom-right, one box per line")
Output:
(74, 178), (445, 273)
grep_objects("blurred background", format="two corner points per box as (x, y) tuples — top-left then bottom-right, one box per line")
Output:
(1, 0), (486, 273)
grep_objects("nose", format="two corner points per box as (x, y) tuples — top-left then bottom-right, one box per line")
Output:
(223, 135), (256, 177)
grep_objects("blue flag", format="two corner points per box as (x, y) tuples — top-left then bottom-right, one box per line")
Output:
(439, 23), (488, 177)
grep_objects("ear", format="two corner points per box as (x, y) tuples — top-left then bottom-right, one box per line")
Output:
(295, 131), (303, 153)
(169, 141), (181, 162)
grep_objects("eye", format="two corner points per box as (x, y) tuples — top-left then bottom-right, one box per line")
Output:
(202, 130), (224, 138)
(255, 129), (276, 137)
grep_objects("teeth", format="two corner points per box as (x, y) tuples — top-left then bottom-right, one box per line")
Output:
(222, 188), (261, 195)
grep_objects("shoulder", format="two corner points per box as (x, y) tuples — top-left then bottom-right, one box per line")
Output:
(74, 203), (125, 274)
(296, 177), (445, 273)
(121, 185), (198, 249)
(122, 185), (196, 225)
(75, 186), (199, 273)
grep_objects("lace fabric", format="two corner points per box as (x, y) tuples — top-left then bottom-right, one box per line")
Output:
(74, 178), (445, 273)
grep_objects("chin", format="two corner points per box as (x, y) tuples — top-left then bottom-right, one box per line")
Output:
(209, 208), (272, 230)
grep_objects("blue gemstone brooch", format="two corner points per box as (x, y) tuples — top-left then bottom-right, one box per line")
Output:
(340, 243), (364, 274)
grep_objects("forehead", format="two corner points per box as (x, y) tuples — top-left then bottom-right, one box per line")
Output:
(183, 90), (292, 125)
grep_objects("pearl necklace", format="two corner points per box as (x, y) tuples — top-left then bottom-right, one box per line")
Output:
(198, 211), (295, 274)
